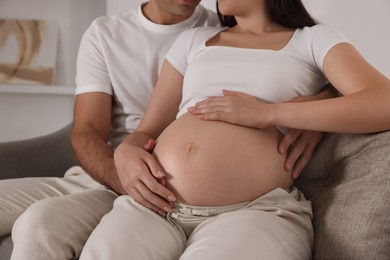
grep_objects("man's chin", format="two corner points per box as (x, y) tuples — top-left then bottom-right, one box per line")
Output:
(177, 0), (201, 9)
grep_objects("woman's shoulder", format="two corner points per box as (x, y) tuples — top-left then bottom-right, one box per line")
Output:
(299, 24), (348, 41)
(292, 24), (351, 53)
(292, 24), (352, 72)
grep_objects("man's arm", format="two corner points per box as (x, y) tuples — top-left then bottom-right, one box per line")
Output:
(71, 92), (125, 194)
(113, 61), (183, 215)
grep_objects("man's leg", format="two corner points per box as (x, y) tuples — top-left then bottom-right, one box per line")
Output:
(80, 196), (186, 260)
(0, 166), (117, 259)
(11, 189), (116, 260)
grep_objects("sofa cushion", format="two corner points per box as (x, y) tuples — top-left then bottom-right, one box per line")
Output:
(0, 123), (77, 180)
(295, 131), (390, 260)
(0, 235), (12, 260)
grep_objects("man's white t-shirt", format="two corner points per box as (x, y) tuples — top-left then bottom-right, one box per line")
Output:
(166, 25), (350, 118)
(75, 5), (219, 147)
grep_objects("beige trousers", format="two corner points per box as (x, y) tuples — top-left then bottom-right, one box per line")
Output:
(80, 187), (313, 260)
(0, 166), (117, 260)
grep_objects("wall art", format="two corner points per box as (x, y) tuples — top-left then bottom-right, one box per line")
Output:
(0, 19), (58, 85)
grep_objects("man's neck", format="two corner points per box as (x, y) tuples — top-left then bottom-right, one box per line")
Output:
(141, 2), (195, 25)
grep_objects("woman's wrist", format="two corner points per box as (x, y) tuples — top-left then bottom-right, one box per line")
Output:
(254, 102), (280, 129)
(267, 103), (280, 128)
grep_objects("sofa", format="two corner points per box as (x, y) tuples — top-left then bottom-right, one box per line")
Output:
(0, 124), (389, 260)
(0, 123), (77, 260)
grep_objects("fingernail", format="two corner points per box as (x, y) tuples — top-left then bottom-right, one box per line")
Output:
(156, 170), (165, 178)
(279, 148), (285, 154)
(168, 195), (176, 202)
(158, 210), (166, 217)
(164, 207), (172, 213)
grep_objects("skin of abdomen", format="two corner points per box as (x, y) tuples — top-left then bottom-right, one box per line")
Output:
(153, 113), (292, 206)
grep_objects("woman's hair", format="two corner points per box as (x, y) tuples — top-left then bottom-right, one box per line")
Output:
(217, 0), (317, 28)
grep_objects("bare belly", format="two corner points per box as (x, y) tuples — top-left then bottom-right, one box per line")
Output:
(153, 113), (292, 206)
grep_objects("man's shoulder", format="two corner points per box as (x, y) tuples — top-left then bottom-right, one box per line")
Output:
(90, 9), (138, 31)
(185, 26), (224, 38)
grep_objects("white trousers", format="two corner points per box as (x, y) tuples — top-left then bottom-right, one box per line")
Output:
(0, 166), (117, 260)
(80, 187), (313, 260)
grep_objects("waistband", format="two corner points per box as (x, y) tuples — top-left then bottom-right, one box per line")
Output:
(172, 201), (249, 217)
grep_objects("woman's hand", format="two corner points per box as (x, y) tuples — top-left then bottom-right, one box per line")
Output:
(188, 89), (330, 180)
(114, 140), (176, 216)
(188, 89), (271, 128)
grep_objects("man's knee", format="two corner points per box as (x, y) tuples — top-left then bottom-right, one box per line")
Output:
(12, 197), (63, 243)
(11, 195), (96, 260)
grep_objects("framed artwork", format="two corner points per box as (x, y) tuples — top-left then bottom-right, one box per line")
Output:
(0, 19), (58, 85)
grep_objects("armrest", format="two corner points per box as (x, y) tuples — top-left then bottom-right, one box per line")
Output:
(296, 131), (390, 259)
(0, 123), (78, 180)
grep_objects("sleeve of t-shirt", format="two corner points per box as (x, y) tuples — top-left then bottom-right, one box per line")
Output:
(310, 24), (351, 73)
(75, 18), (113, 96)
(165, 28), (199, 76)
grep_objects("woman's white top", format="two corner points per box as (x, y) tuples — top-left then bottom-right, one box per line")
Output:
(166, 25), (350, 119)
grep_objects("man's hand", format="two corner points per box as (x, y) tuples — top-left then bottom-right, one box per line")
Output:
(114, 141), (176, 216)
(279, 85), (336, 179)
(278, 129), (324, 179)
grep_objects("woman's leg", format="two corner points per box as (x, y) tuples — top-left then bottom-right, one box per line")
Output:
(79, 196), (187, 260)
(180, 187), (313, 260)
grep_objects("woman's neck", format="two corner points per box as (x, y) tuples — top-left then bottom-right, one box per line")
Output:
(231, 16), (286, 35)
(231, 3), (283, 34)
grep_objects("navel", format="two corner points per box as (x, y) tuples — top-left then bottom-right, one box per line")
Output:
(184, 142), (197, 155)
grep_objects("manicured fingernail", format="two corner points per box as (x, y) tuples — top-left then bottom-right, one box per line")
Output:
(156, 170), (165, 178)
(168, 195), (176, 202)
(164, 207), (172, 213)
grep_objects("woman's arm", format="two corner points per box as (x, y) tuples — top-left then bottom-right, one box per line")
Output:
(189, 43), (390, 134)
(272, 43), (390, 133)
(114, 60), (183, 215)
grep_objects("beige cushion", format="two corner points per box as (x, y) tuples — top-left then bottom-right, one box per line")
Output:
(296, 131), (390, 260)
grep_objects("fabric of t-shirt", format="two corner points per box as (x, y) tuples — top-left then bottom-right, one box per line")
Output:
(75, 5), (219, 147)
(165, 25), (350, 119)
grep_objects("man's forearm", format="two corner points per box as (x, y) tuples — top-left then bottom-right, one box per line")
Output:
(71, 127), (123, 194)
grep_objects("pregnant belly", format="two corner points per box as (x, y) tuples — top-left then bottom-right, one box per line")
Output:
(153, 113), (292, 206)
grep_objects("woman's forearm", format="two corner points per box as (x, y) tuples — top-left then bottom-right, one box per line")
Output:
(271, 86), (390, 134)
(122, 130), (154, 148)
